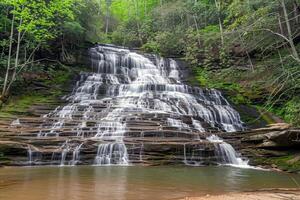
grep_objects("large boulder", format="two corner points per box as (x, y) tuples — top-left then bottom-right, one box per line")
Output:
(242, 124), (300, 149)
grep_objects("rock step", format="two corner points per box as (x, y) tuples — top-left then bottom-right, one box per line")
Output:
(0, 140), (223, 166)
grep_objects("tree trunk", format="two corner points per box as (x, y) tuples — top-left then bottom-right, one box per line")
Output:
(193, 15), (201, 46)
(2, 11), (15, 98)
(293, 1), (299, 24)
(105, 0), (111, 35)
(278, 14), (284, 35)
(281, 0), (299, 61)
(238, 32), (254, 71)
(133, 0), (142, 45)
(4, 18), (22, 97)
(214, 0), (224, 46)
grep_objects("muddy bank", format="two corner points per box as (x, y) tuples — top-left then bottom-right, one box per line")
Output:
(181, 189), (300, 200)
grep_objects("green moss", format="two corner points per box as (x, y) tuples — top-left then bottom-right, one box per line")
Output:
(194, 68), (252, 105)
(44, 69), (73, 85)
(2, 93), (53, 114)
(0, 66), (80, 118)
(258, 155), (300, 173)
(260, 111), (277, 124)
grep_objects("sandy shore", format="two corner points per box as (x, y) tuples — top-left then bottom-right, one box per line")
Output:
(181, 189), (300, 200)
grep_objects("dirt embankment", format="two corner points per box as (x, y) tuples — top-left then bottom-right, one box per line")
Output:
(181, 189), (300, 200)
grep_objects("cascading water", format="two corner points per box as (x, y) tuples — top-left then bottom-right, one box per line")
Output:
(30, 44), (247, 167)
(27, 146), (32, 165)
(207, 135), (249, 167)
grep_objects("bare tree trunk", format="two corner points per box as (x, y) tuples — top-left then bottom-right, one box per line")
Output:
(281, 0), (299, 61)
(4, 18), (22, 97)
(204, 4), (207, 26)
(214, 0), (224, 46)
(293, 1), (299, 24)
(105, 0), (111, 35)
(2, 12), (15, 98)
(238, 32), (254, 71)
(193, 15), (201, 46)
(133, 0), (143, 45)
(278, 14), (284, 35)
(105, 11), (109, 34)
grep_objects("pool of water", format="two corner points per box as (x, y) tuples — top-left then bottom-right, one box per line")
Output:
(0, 166), (300, 200)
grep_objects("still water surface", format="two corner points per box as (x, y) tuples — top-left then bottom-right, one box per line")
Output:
(0, 166), (300, 200)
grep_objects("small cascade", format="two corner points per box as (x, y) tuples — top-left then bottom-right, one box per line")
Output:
(139, 143), (144, 162)
(94, 143), (128, 165)
(27, 146), (32, 165)
(207, 135), (249, 167)
(70, 144), (83, 166)
(167, 118), (189, 130)
(11, 119), (21, 126)
(183, 143), (205, 166)
(60, 141), (70, 166)
(192, 119), (205, 133)
(16, 44), (247, 167)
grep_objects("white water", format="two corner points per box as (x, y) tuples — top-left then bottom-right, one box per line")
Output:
(70, 144), (83, 166)
(11, 119), (21, 126)
(94, 143), (129, 165)
(35, 44), (245, 166)
(27, 146), (32, 165)
(207, 135), (250, 168)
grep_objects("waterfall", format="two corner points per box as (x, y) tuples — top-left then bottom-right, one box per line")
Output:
(60, 141), (69, 166)
(94, 143), (128, 165)
(207, 135), (249, 167)
(70, 144), (83, 166)
(34, 44), (245, 166)
(11, 118), (21, 126)
(27, 146), (32, 165)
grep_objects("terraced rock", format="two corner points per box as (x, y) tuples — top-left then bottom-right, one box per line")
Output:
(0, 45), (249, 167)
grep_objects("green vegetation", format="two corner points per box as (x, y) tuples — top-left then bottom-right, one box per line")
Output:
(256, 154), (300, 173)
(0, 63), (85, 118)
(0, 0), (299, 127)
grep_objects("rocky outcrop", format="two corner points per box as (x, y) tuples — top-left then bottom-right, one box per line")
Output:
(0, 117), (224, 166)
(241, 123), (299, 149)
(1, 119), (299, 168)
(230, 124), (300, 172)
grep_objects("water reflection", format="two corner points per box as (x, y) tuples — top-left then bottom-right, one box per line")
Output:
(0, 166), (300, 200)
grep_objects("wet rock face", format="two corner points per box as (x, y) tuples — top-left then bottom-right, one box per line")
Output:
(0, 44), (246, 166)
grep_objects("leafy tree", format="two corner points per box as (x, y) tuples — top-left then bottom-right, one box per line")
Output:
(0, 0), (75, 102)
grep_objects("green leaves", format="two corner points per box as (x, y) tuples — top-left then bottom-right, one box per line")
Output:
(1, 0), (76, 43)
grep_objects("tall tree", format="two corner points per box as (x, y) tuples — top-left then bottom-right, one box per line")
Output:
(280, 0), (299, 61)
(214, 0), (224, 46)
(105, 0), (112, 35)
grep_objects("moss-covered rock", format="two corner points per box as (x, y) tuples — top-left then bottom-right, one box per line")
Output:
(255, 154), (300, 173)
